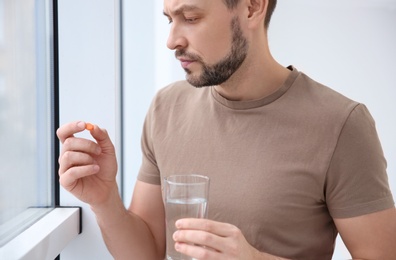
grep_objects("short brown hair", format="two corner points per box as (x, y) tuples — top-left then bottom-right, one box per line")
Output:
(223, 0), (277, 28)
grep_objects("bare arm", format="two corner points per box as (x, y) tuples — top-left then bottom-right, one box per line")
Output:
(57, 122), (165, 259)
(335, 207), (396, 260)
(91, 181), (165, 260)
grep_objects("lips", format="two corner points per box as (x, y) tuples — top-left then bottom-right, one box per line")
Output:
(179, 59), (194, 69)
(175, 50), (200, 69)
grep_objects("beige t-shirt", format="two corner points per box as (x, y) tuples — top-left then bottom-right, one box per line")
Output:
(137, 67), (394, 259)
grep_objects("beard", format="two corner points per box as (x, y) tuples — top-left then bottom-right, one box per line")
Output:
(175, 16), (248, 88)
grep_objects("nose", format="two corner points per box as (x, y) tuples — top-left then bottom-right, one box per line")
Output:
(166, 23), (187, 50)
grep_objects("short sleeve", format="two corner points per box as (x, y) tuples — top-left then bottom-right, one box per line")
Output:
(326, 104), (394, 218)
(137, 101), (161, 185)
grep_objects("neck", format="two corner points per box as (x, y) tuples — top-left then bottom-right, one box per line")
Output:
(214, 42), (290, 101)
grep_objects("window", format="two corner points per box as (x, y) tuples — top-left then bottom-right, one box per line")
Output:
(0, 0), (56, 247)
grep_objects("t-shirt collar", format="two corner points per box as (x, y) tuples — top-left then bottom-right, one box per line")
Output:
(211, 65), (299, 110)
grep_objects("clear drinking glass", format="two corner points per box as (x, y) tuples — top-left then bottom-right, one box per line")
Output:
(163, 174), (210, 260)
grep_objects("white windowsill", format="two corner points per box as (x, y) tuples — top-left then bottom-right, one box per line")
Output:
(0, 207), (81, 260)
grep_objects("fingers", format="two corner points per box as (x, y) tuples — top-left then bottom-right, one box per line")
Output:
(57, 121), (114, 154)
(58, 139), (102, 189)
(59, 164), (100, 191)
(57, 121), (114, 163)
(61, 134), (101, 153)
(174, 241), (220, 260)
(173, 219), (244, 257)
(56, 121), (86, 143)
(173, 229), (223, 256)
(176, 218), (238, 238)
(56, 121), (118, 198)
(85, 123), (116, 155)
(173, 228), (224, 253)
(57, 121), (105, 182)
(59, 149), (98, 174)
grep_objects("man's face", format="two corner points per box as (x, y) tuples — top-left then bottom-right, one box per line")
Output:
(163, 0), (249, 87)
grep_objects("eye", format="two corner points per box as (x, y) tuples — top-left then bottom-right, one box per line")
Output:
(167, 18), (173, 24)
(185, 17), (198, 23)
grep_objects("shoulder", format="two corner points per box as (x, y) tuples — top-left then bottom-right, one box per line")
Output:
(287, 71), (361, 125)
(294, 72), (358, 109)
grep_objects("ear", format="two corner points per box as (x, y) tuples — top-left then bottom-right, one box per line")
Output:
(246, 0), (268, 29)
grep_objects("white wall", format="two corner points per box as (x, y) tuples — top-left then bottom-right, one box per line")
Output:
(58, 0), (120, 259)
(121, 0), (156, 206)
(123, 1), (396, 259)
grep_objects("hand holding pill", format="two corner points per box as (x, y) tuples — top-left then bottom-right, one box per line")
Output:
(56, 121), (118, 206)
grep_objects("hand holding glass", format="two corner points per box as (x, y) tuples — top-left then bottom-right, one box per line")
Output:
(164, 175), (210, 260)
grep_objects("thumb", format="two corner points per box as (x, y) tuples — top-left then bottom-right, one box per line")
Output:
(87, 123), (116, 155)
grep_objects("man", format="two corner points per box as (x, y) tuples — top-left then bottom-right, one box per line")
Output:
(57, 0), (396, 259)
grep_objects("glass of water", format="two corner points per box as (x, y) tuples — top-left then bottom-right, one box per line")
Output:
(163, 174), (210, 260)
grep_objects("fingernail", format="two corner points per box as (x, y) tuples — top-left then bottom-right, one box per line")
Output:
(173, 231), (179, 240)
(93, 165), (100, 172)
(175, 243), (180, 251)
(77, 121), (85, 129)
(175, 220), (181, 228)
(95, 147), (102, 154)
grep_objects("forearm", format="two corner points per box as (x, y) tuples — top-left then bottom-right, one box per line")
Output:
(91, 187), (162, 260)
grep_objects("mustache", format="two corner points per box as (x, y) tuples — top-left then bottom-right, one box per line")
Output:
(175, 49), (202, 61)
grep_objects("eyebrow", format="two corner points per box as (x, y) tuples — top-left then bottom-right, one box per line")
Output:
(163, 4), (203, 17)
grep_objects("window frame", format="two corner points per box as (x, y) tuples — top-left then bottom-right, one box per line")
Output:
(0, 207), (81, 260)
(0, 0), (81, 258)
